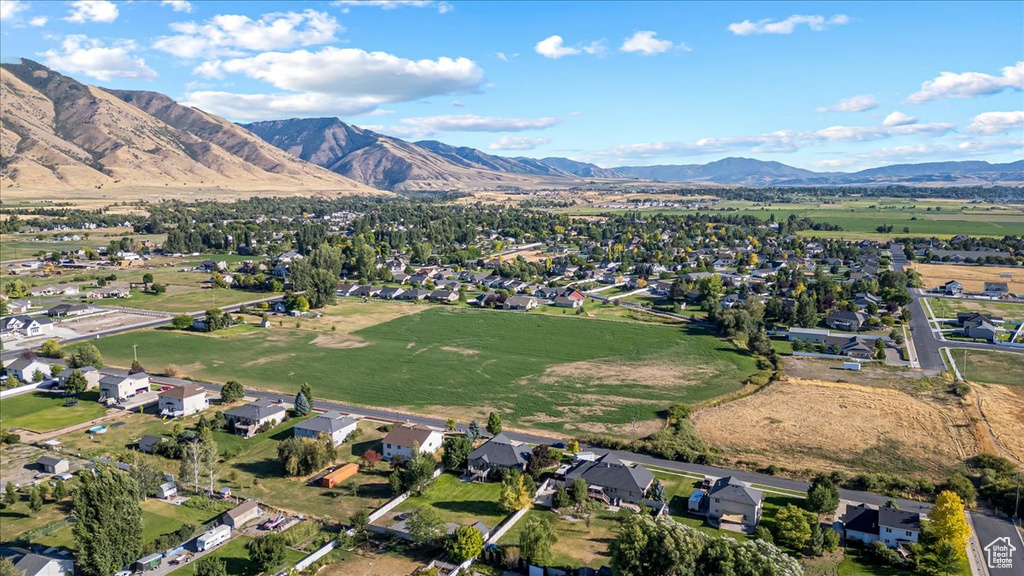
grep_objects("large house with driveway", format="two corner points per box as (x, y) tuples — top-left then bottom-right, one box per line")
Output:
(293, 411), (359, 446)
(564, 453), (654, 506)
(158, 384), (209, 417)
(225, 399), (287, 437)
(98, 373), (150, 402)
(1, 315), (53, 340)
(467, 433), (526, 480)
(841, 504), (923, 548)
(381, 424), (444, 461)
(706, 476), (764, 532)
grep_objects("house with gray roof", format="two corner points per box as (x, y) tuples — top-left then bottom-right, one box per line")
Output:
(4, 357), (58, 382)
(564, 453), (654, 506)
(138, 435), (166, 454)
(13, 553), (74, 576)
(984, 282), (1009, 297)
(293, 411), (358, 446)
(98, 372), (150, 402)
(57, 366), (101, 390)
(826, 310), (869, 331)
(707, 476), (763, 531)
(467, 433), (526, 479)
(841, 503), (922, 548)
(225, 399), (287, 437)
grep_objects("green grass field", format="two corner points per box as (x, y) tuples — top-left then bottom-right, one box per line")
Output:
(497, 507), (625, 568)
(170, 534), (306, 576)
(925, 298), (1024, 323)
(957, 349), (1024, 387)
(80, 307), (758, 436)
(391, 472), (507, 528)
(0, 391), (107, 432)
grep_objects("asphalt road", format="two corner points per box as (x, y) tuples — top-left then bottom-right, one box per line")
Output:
(971, 510), (1024, 576)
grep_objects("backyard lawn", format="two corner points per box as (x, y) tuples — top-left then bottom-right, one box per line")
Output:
(82, 306), (759, 437)
(389, 472), (507, 528)
(170, 534), (306, 576)
(0, 391), (107, 432)
(497, 507), (625, 568)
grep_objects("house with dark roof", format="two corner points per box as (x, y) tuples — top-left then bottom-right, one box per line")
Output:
(1, 314), (53, 340)
(382, 424), (444, 461)
(378, 286), (406, 300)
(466, 433), (526, 479)
(841, 504), (922, 548)
(826, 310), (869, 331)
(225, 399), (287, 437)
(984, 282), (1009, 298)
(47, 303), (91, 318)
(564, 454), (654, 506)
(853, 293), (882, 310)
(706, 476), (764, 531)
(293, 411), (358, 446)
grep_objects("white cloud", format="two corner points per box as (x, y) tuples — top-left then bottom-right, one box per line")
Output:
(369, 109), (396, 116)
(29, 15), (47, 27)
(450, 100), (465, 107)
(907, 62), (1024, 103)
(41, 35), (156, 81)
(966, 111), (1024, 134)
(331, 1), (452, 13)
(728, 14), (848, 35)
(496, 52), (518, 62)
(64, 0), (119, 23)
(816, 94), (878, 113)
(184, 91), (383, 121)
(154, 10), (342, 59)
(568, 111), (582, 117)
(535, 35), (605, 59)
(489, 136), (550, 151)
(0, 0), (29, 22)
(398, 114), (558, 133)
(882, 111), (917, 127)
(620, 31), (681, 55)
(161, 0), (193, 13)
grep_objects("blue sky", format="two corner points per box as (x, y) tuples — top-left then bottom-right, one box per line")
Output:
(1, 0), (1022, 170)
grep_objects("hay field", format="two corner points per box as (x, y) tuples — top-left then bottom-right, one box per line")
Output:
(691, 377), (979, 478)
(910, 262), (1024, 293)
(973, 384), (1024, 465)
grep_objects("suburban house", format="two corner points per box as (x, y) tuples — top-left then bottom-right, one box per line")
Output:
(86, 283), (131, 299)
(853, 292), (882, 310)
(787, 327), (830, 344)
(46, 303), (91, 318)
(378, 286), (406, 300)
(381, 424), (444, 461)
(37, 455), (70, 475)
(158, 384), (209, 418)
(503, 295), (539, 311)
(7, 299), (31, 314)
(553, 295), (583, 308)
(826, 335), (877, 359)
(395, 288), (431, 301)
(942, 280), (964, 296)
(564, 454), (654, 506)
(156, 482), (178, 499)
(293, 411), (359, 446)
(706, 476), (764, 531)
(963, 317), (1000, 342)
(222, 499), (262, 528)
(841, 504), (923, 548)
(466, 433), (527, 480)
(12, 553), (74, 576)
(428, 289), (459, 303)
(1, 315), (54, 340)
(983, 282), (1009, 298)
(826, 310), (868, 331)
(98, 372), (150, 402)
(57, 366), (101, 390)
(224, 399), (287, 437)
(138, 435), (166, 454)
(4, 357), (58, 382)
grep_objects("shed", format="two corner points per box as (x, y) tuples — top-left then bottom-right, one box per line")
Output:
(37, 455), (70, 475)
(223, 499), (262, 528)
(156, 482), (177, 499)
(321, 463), (360, 488)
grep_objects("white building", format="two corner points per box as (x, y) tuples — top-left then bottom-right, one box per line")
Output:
(4, 357), (59, 382)
(98, 372), (150, 402)
(381, 424), (444, 461)
(293, 411), (359, 446)
(158, 384), (209, 417)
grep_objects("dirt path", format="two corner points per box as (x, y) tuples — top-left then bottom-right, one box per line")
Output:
(14, 409), (122, 444)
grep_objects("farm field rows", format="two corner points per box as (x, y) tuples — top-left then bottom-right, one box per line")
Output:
(81, 305), (759, 437)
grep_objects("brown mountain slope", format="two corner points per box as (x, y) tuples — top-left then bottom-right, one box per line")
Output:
(0, 60), (378, 195)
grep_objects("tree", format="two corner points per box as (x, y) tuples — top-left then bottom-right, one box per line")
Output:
(931, 540), (961, 576)
(53, 478), (68, 501)
(73, 467), (143, 576)
(31, 369), (46, 383)
(0, 558), (18, 576)
(63, 369), (89, 397)
(294, 391), (310, 416)
(361, 449), (382, 469)
(41, 339), (64, 359)
(389, 445), (436, 496)
(525, 444), (558, 478)
(3, 482), (16, 507)
(441, 436), (473, 470)
(172, 314), (193, 330)
(192, 556), (228, 576)
(467, 419), (481, 441)
(943, 473), (978, 506)
(68, 343), (105, 369)
(498, 469), (533, 513)
(130, 459), (164, 500)
(649, 479), (667, 505)
(774, 504), (812, 550)
(486, 411), (502, 435)
(445, 525), (484, 562)
(129, 360), (146, 374)
(927, 491), (971, 559)
(518, 515), (557, 564)
(874, 337), (887, 360)
(28, 486), (42, 512)
(822, 528), (839, 553)
(808, 522), (825, 556)
(350, 509), (371, 544)
(220, 380), (245, 403)
(299, 382), (314, 409)
(407, 506), (446, 548)
(445, 418), (457, 431)
(698, 274), (724, 302)
(806, 476), (840, 515)
(278, 434), (336, 476)
(247, 533), (286, 572)
(571, 477), (589, 507)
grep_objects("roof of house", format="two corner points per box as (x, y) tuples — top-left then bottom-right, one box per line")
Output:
(564, 454), (654, 495)
(383, 424), (441, 448)
(841, 504), (878, 534)
(37, 455), (67, 467)
(295, 411), (358, 435)
(139, 435), (165, 449)
(57, 366), (98, 378)
(225, 499), (260, 520)
(226, 399), (286, 422)
(159, 384), (206, 399)
(5, 356), (49, 371)
(828, 310), (867, 322)
(14, 553), (68, 576)
(707, 476), (763, 506)
(984, 282), (1009, 291)
(99, 372), (148, 386)
(505, 295), (537, 306)
(878, 507), (922, 532)
(468, 433), (526, 469)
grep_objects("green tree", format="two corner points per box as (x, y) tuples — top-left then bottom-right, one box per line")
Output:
(486, 411), (502, 435)
(151, 283), (167, 295)
(53, 478), (68, 501)
(0, 557), (18, 576)
(525, 444), (558, 478)
(28, 486), (42, 512)
(518, 515), (557, 564)
(68, 343), (104, 369)
(441, 436), (473, 470)
(299, 382), (314, 409)
(874, 337), (887, 360)
(73, 467), (143, 576)
(219, 380), (245, 403)
(349, 509), (370, 544)
(40, 339), (64, 359)
(774, 504), (812, 550)
(930, 540), (961, 576)
(498, 469), (533, 513)
(698, 274), (724, 301)
(806, 476), (840, 515)
(130, 459), (164, 500)
(445, 525), (484, 562)
(822, 528), (840, 553)
(407, 506), (446, 548)
(294, 392), (311, 416)
(571, 477), (589, 507)
(467, 420), (481, 441)
(649, 479), (667, 505)
(142, 273), (154, 285)
(247, 533), (286, 572)
(445, 418), (457, 431)
(3, 482), (16, 506)
(63, 369), (89, 397)
(552, 486), (572, 509)
(31, 369), (46, 383)
(172, 314), (193, 330)
(192, 556), (228, 576)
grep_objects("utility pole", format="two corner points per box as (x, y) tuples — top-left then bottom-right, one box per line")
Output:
(962, 349), (968, 381)
(132, 344), (138, 363)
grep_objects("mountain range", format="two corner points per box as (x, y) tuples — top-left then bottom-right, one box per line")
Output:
(1, 61), (1021, 194)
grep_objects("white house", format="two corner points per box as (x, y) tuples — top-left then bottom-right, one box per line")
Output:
(293, 411), (359, 446)
(158, 384), (209, 417)
(57, 366), (102, 390)
(13, 553), (74, 576)
(224, 399), (287, 437)
(98, 372), (150, 402)
(381, 424), (444, 461)
(1, 315), (53, 340)
(4, 357), (59, 382)
(841, 504), (922, 549)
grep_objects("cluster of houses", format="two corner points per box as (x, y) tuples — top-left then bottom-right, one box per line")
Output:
(936, 279), (1013, 299)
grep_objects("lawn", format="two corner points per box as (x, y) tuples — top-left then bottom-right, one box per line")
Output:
(925, 298), (1024, 323)
(390, 472), (507, 528)
(170, 534), (306, 576)
(0, 391), (107, 432)
(956, 349), (1024, 387)
(498, 507), (626, 568)
(81, 306), (759, 437)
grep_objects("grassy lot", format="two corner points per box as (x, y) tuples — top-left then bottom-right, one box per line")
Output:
(957, 349), (1024, 387)
(82, 306), (759, 437)
(0, 492), (73, 544)
(170, 534), (306, 576)
(498, 507), (625, 568)
(390, 472), (507, 528)
(926, 298), (1024, 323)
(0, 391), (107, 432)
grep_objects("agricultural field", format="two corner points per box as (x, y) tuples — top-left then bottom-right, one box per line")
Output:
(691, 376), (979, 479)
(386, 472), (507, 529)
(910, 263), (1024, 294)
(971, 382), (1024, 465)
(80, 305), (759, 437)
(0, 230), (166, 262)
(958, 349), (1024, 387)
(924, 298), (1024, 323)
(0, 391), (108, 433)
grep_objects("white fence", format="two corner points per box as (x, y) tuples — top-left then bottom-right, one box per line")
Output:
(486, 506), (529, 545)
(792, 352), (879, 361)
(290, 540), (337, 573)
(0, 381), (47, 399)
(366, 466), (444, 524)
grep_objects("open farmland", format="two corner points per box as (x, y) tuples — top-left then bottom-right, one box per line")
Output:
(691, 377), (979, 479)
(959, 349), (1024, 387)
(80, 305), (759, 437)
(909, 263), (1024, 293)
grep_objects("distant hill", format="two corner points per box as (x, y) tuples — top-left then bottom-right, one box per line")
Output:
(614, 158), (822, 185)
(0, 60), (374, 194)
